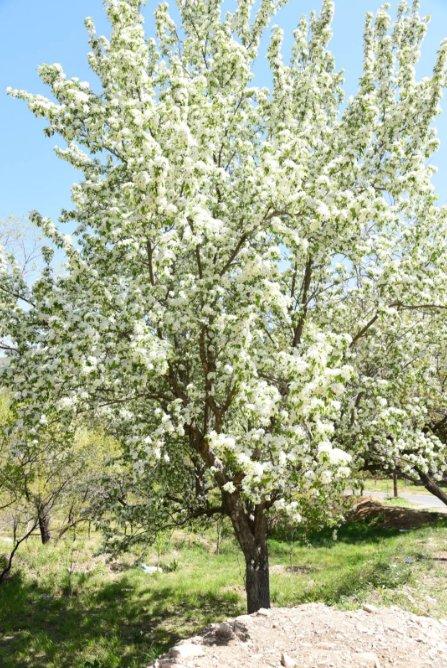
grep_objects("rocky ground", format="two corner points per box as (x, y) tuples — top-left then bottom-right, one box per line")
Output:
(152, 603), (447, 668)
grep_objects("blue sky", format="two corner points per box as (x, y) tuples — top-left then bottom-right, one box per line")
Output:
(1, 0), (447, 227)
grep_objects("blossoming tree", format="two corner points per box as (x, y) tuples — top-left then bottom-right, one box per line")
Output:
(343, 307), (447, 504)
(5, 0), (447, 611)
(0, 236), (118, 573)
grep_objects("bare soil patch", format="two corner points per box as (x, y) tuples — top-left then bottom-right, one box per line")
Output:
(152, 603), (447, 667)
(348, 498), (447, 529)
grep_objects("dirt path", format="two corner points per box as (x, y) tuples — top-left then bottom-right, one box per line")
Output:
(152, 604), (447, 667)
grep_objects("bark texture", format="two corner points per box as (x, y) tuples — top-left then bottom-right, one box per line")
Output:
(225, 495), (270, 613)
(37, 506), (51, 544)
(416, 468), (447, 506)
(393, 471), (398, 498)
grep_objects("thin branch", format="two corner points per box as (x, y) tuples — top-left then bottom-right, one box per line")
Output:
(350, 312), (379, 348)
(0, 284), (35, 308)
(292, 257), (313, 348)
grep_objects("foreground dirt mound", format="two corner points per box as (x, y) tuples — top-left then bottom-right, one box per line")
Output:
(349, 498), (447, 529)
(152, 604), (447, 667)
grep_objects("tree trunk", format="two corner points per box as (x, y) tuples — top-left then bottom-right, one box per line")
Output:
(244, 533), (270, 613)
(393, 470), (398, 498)
(0, 520), (39, 584)
(416, 467), (447, 506)
(37, 506), (51, 545)
(225, 495), (270, 613)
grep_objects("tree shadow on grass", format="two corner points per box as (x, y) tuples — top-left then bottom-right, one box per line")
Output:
(271, 501), (447, 550)
(291, 517), (447, 549)
(334, 513), (447, 545)
(0, 572), (242, 668)
(270, 548), (415, 610)
(303, 556), (413, 606)
(269, 523), (401, 556)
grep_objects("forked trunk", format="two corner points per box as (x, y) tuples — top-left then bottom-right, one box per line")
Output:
(0, 520), (39, 584)
(37, 506), (51, 545)
(226, 494), (270, 613)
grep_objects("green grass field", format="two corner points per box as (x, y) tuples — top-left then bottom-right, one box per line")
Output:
(364, 477), (427, 496)
(1, 518), (447, 667)
(382, 496), (416, 508)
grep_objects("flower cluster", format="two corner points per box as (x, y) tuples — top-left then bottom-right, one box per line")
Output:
(2, 0), (447, 543)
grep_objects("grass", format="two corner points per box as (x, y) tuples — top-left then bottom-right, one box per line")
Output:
(364, 477), (428, 495)
(382, 496), (415, 508)
(1, 518), (447, 667)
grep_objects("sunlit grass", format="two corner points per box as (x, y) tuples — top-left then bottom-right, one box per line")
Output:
(1, 518), (447, 667)
(382, 497), (415, 508)
(364, 477), (428, 495)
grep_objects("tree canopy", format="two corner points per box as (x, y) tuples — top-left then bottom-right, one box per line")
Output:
(2, 0), (447, 611)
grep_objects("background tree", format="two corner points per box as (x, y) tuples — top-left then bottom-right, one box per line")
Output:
(0, 381), (117, 580)
(337, 310), (447, 502)
(0, 228), (118, 573)
(5, 0), (447, 611)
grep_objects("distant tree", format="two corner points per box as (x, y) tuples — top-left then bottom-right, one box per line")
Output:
(0, 385), (116, 582)
(0, 228), (116, 573)
(5, 0), (447, 611)
(0, 216), (42, 284)
(337, 307), (447, 503)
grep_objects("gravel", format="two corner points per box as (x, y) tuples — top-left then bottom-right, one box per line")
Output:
(151, 603), (447, 667)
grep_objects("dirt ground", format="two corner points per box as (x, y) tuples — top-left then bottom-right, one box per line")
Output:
(348, 498), (447, 529)
(152, 603), (447, 668)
